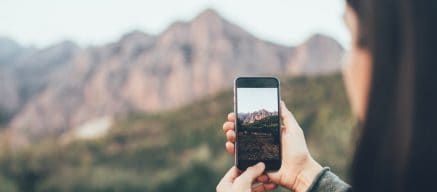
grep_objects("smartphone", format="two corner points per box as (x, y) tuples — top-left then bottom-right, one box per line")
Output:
(234, 77), (281, 171)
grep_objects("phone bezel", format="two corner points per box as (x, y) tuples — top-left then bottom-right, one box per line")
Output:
(234, 76), (282, 171)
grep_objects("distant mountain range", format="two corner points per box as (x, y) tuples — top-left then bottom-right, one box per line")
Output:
(238, 109), (278, 125)
(0, 9), (344, 141)
(0, 75), (356, 191)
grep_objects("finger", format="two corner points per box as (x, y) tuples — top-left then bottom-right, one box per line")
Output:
(225, 141), (235, 155)
(235, 162), (265, 186)
(256, 175), (269, 183)
(280, 101), (292, 124)
(263, 183), (278, 191)
(226, 130), (236, 142)
(251, 182), (265, 192)
(266, 171), (281, 185)
(221, 166), (240, 183)
(280, 101), (300, 132)
(217, 166), (240, 191)
(222, 122), (235, 133)
(227, 112), (236, 122)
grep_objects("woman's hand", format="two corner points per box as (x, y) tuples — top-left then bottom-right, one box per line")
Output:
(217, 162), (276, 192)
(222, 101), (323, 192)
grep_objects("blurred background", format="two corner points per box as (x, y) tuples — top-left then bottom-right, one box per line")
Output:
(0, 0), (356, 191)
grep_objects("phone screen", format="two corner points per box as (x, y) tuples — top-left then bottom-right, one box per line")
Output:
(235, 77), (281, 171)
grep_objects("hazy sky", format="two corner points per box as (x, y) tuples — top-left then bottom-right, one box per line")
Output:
(0, 0), (349, 48)
(237, 88), (278, 113)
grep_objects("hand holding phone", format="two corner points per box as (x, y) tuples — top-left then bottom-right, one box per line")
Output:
(234, 77), (282, 171)
(225, 79), (323, 191)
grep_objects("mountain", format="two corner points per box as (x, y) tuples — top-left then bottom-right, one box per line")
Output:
(0, 37), (33, 66)
(0, 74), (356, 191)
(0, 75), (354, 192)
(0, 38), (30, 114)
(0, 38), (78, 119)
(0, 9), (344, 141)
(239, 109), (278, 124)
(286, 34), (345, 75)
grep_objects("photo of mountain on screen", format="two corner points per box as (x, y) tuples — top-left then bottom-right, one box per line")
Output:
(236, 88), (280, 161)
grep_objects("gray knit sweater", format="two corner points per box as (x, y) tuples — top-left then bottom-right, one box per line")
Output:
(307, 167), (352, 192)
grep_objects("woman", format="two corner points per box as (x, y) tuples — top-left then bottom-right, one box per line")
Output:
(217, 0), (437, 191)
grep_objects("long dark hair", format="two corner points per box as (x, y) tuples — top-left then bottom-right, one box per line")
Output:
(347, 0), (437, 191)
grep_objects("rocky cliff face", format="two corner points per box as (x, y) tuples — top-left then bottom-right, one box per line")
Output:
(239, 109), (279, 125)
(0, 38), (29, 113)
(0, 9), (344, 140)
(287, 34), (344, 75)
(0, 38), (78, 117)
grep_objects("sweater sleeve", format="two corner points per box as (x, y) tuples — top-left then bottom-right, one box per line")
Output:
(306, 167), (352, 192)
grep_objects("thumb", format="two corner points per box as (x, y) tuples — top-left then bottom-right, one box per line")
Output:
(235, 162), (265, 186)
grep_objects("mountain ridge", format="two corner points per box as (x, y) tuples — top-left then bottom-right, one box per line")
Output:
(0, 9), (344, 142)
(238, 109), (278, 125)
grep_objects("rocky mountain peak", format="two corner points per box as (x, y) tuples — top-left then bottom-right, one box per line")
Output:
(286, 33), (344, 75)
(119, 30), (152, 43)
(304, 33), (343, 50)
(0, 38), (27, 65)
(41, 40), (79, 56)
(241, 109), (278, 124)
(0, 37), (22, 52)
(192, 8), (223, 24)
(3, 9), (344, 142)
(158, 9), (227, 47)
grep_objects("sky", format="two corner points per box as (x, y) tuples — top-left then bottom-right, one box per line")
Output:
(0, 0), (349, 48)
(237, 88), (278, 113)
